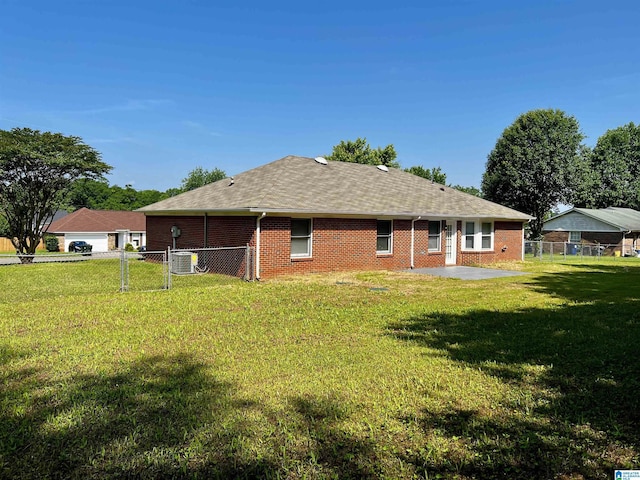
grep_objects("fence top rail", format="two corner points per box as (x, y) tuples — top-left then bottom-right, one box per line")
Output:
(172, 246), (251, 252)
(525, 241), (622, 248)
(0, 251), (122, 257)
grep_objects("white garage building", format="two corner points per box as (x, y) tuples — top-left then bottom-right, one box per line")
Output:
(47, 208), (146, 252)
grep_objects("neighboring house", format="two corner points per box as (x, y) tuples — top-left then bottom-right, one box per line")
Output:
(139, 156), (532, 279)
(43, 210), (69, 231)
(543, 207), (640, 256)
(47, 208), (146, 252)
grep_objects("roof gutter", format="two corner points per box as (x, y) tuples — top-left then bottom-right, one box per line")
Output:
(410, 216), (422, 269)
(140, 208), (531, 222)
(255, 212), (266, 280)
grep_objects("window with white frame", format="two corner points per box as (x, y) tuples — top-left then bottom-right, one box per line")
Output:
(465, 221), (475, 249)
(428, 221), (441, 251)
(377, 220), (392, 254)
(481, 222), (493, 249)
(291, 219), (312, 257)
(569, 231), (581, 243)
(463, 220), (494, 251)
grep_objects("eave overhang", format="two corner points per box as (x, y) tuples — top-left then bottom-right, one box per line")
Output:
(140, 207), (532, 222)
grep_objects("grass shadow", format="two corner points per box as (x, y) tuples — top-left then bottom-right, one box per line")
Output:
(0, 352), (280, 479)
(2, 352), (386, 478)
(388, 268), (640, 478)
(288, 394), (381, 478)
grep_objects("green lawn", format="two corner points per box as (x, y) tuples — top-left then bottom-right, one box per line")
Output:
(1, 260), (639, 479)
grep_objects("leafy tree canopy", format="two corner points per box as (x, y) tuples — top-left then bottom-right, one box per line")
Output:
(573, 122), (640, 209)
(0, 213), (9, 238)
(180, 166), (226, 192)
(450, 185), (482, 197)
(404, 165), (447, 184)
(66, 179), (169, 211)
(327, 139), (484, 196)
(325, 138), (400, 168)
(65, 166), (226, 212)
(481, 109), (586, 239)
(0, 128), (111, 255)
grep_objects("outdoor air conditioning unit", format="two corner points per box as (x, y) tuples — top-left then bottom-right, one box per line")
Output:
(172, 251), (197, 274)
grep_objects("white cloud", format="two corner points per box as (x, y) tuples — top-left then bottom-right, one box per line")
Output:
(64, 99), (173, 115)
(182, 120), (222, 137)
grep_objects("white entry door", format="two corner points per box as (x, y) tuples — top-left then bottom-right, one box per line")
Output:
(445, 221), (457, 265)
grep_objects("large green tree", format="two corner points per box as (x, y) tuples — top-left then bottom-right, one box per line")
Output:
(404, 165), (447, 184)
(67, 179), (169, 211)
(573, 122), (640, 209)
(180, 166), (226, 192)
(450, 184), (482, 197)
(0, 128), (111, 255)
(325, 138), (400, 168)
(66, 178), (112, 210)
(0, 213), (9, 238)
(481, 109), (586, 239)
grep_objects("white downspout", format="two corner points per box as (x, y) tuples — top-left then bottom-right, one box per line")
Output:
(410, 216), (421, 269)
(255, 212), (266, 280)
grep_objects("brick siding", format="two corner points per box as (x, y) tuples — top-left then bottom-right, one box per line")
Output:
(146, 216), (256, 251)
(542, 230), (634, 255)
(146, 215), (525, 278)
(543, 231), (570, 243)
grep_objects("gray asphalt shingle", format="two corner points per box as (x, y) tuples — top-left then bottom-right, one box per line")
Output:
(139, 156), (531, 220)
(571, 207), (640, 231)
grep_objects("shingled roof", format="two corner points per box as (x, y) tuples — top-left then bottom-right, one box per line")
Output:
(139, 156), (531, 221)
(47, 208), (146, 233)
(547, 207), (640, 232)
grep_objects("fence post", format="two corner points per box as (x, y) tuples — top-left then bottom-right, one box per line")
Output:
(120, 249), (128, 292)
(167, 246), (172, 290)
(243, 244), (249, 281)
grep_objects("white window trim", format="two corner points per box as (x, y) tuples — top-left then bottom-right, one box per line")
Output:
(462, 219), (494, 251)
(569, 231), (581, 243)
(463, 221), (476, 250)
(428, 220), (441, 252)
(377, 219), (393, 254)
(291, 218), (313, 258)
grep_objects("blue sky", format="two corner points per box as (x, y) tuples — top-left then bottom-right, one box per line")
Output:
(1, 1), (638, 191)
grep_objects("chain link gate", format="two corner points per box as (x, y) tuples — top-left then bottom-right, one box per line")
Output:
(120, 249), (169, 292)
(120, 245), (254, 292)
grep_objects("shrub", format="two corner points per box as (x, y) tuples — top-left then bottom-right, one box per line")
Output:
(124, 243), (135, 252)
(44, 235), (59, 252)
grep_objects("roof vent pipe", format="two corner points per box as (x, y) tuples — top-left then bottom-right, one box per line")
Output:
(377, 165), (389, 172)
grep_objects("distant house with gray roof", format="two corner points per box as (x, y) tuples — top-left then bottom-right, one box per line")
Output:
(543, 207), (640, 256)
(139, 156), (532, 278)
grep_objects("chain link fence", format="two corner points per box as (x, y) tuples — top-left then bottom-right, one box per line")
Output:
(121, 249), (169, 292)
(124, 246), (255, 290)
(168, 246), (255, 283)
(525, 240), (639, 261)
(0, 245), (255, 300)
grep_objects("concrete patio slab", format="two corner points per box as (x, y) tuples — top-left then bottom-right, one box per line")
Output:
(405, 266), (528, 280)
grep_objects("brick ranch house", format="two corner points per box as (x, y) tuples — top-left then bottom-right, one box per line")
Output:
(543, 207), (640, 256)
(139, 156), (532, 279)
(47, 208), (146, 252)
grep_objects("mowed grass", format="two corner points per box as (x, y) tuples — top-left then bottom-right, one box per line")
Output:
(1, 260), (640, 479)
